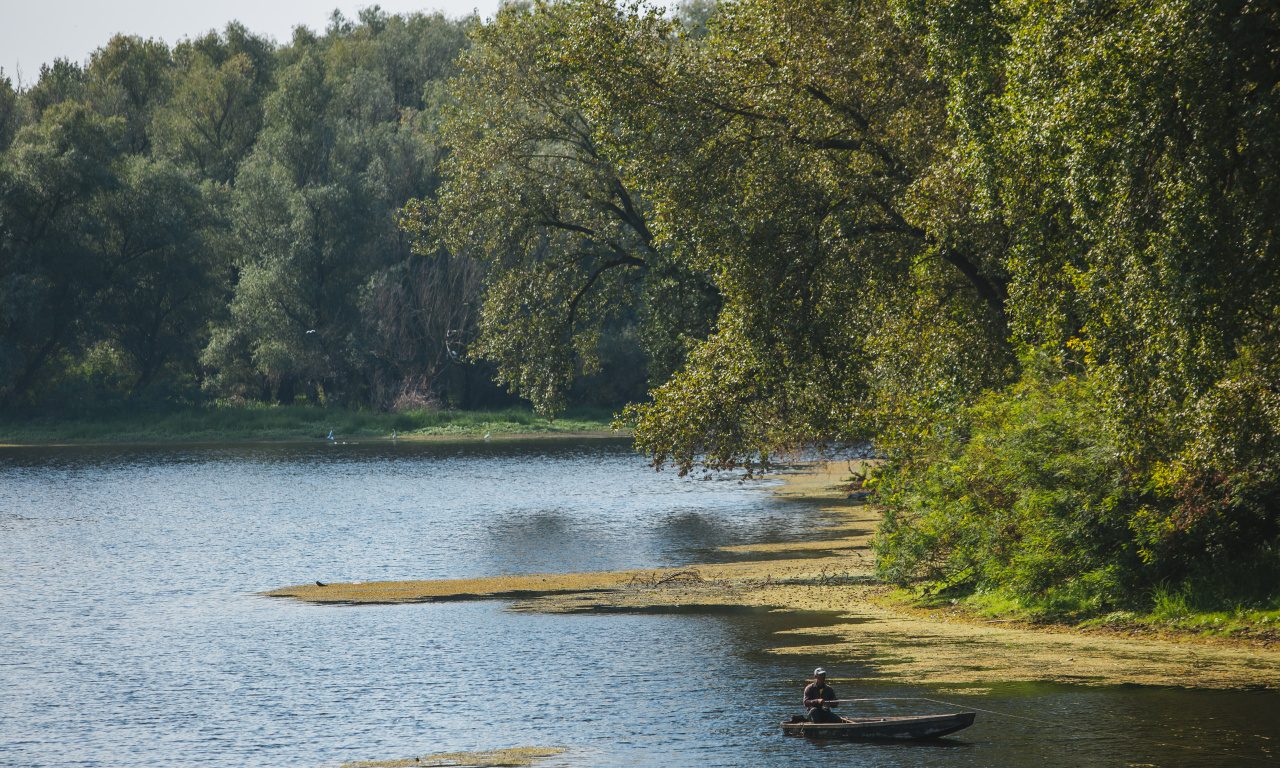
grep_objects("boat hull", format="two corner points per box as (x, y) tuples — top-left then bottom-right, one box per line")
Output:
(781, 712), (975, 740)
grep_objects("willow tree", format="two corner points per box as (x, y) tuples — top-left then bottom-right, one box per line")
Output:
(409, 0), (721, 416)
(0, 103), (219, 402)
(151, 25), (276, 185)
(203, 12), (471, 405)
(0, 104), (125, 403)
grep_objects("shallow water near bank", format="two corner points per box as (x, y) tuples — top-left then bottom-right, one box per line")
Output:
(1, 439), (1277, 767)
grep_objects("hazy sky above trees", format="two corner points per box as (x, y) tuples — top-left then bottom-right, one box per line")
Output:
(0, 0), (497, 80)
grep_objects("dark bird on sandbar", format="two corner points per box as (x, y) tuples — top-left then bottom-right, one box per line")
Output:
(316, 581), (327, 587)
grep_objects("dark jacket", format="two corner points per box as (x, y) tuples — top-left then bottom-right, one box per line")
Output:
(803, 682), (837, 709)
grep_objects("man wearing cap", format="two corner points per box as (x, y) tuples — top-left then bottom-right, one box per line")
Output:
(803, 667), (843, 723)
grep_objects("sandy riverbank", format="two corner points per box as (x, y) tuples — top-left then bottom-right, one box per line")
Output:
(264, 461), (1280, 690)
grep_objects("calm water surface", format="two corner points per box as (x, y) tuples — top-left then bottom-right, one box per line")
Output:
(1, 439), (1276, 767)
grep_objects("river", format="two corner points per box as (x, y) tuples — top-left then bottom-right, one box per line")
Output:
(1, 438), (1276, 767)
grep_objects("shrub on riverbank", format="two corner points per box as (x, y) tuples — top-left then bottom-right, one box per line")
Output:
(872, 358), (1280, 621)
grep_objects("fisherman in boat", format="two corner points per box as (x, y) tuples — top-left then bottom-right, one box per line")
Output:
(803, 667), (843, 723)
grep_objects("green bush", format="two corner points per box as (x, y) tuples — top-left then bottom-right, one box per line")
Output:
(873, 354), (1280, 619)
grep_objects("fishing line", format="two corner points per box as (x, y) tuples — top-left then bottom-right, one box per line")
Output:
(913, 695), (1279, 762)
(828, 696), (1278, 763)
(917, 697), (1060, 726)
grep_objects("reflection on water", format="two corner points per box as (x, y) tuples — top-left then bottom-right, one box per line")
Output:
(1, 439), (1277, 767)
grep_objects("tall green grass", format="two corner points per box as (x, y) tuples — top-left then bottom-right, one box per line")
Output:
(0, 403), (623, 443)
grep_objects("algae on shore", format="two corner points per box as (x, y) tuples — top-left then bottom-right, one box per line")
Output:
(263, 572), (636, 605)
(264, 460), (1280, 690)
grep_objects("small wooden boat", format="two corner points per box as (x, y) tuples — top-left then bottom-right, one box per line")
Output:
(781, 711), (976, 740)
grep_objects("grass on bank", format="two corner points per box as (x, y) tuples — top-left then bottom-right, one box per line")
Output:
(886, 585), (1280, 639)
(0, 403), (622, 443)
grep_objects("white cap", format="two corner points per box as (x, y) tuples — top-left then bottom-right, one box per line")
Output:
(814, 667), (827, 676)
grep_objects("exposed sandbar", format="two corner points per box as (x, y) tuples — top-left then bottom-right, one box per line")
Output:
(264, 459), (1280, 690)
(262, 572), (636, 604)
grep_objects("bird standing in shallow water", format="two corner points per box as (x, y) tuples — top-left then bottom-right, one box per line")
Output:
(327, 429), (334, 441)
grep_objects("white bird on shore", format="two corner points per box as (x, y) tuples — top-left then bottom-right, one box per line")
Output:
(391, 429), (397, 439)
(484, 423), (490, 439)
(327, 429), (335, 441)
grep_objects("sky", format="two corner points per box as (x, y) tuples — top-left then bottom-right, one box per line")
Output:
(0, 0), (501, 85)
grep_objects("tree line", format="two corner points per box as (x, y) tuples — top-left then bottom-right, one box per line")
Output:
(0, 8), (648, 412)
(3, 0), (1277, 612)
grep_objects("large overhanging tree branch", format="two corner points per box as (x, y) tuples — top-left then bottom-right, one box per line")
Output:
(564, 0), (1008, 308)
(412, 0), (1014, 464)
(549, 0), (1016, 470)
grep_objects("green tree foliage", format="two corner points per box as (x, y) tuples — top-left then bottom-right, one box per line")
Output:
(84, 35), (174, 154)
(23, 59), (87, 118)
(152, 25), (275, 184)
(0, 101), (217, 401)
(206, 48), (372, 402)
(414, 0), (720, 416)
(602, 0), (1014, 472)
(90, 157), (220, 389)
(0, 104), (125, 402)
(874, 0), (1280, 611)
(874, 358), (1138, 614)
(921, 0), (1280, 468)
(428, 0), (1013, 464)
(874, 354), (1280, 616)
(1, 11), (486, 409)
(202, 11), (473, 405)
(0, 73), (20, 152)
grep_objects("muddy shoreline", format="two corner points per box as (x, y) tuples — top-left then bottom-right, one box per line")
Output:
(265, 461), (1280, 690)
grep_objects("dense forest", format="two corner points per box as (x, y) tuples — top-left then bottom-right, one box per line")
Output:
(3, 0), (1278, 615)
(0, 8), (648, 413)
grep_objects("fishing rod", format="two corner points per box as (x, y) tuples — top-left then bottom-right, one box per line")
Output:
(818, 698), (1056, 725)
